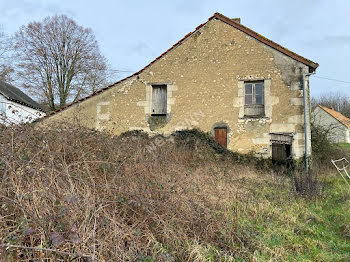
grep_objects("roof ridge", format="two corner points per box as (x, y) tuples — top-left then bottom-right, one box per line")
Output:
(213, 12), (318, 71)
(42, 12), (318, 119)
(42, 15), (215, 119)
(0, 80), (44, 112)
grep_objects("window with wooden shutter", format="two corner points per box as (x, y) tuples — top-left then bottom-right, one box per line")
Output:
(270, 133), (293, 163)
(151, 85), (167, 115)
(244, 81), (265, 117)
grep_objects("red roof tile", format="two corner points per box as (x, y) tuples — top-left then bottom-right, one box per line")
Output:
(319, 105), (350, 128)
(213, 13), (318, 71)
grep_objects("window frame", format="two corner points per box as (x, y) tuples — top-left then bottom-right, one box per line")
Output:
(244, 81), (265, 117)
(244, 81), (264, 106)
(151, 84), (167, 116)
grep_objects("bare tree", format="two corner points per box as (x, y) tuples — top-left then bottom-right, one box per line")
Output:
(311, 91), (350, 118)
(13, 15), (113, 111)
(0, 26), (14, 83)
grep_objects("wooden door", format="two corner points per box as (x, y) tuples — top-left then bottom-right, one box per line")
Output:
(214, 127), (227, 148)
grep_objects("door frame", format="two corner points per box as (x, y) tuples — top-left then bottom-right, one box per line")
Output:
(270, 133), (293, 163)
(212, 123), (230, 148)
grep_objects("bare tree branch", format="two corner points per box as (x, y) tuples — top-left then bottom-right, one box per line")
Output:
(0, 26), (15, 83)
(311, 91), (350, 118)
(13, 15), (115, 111)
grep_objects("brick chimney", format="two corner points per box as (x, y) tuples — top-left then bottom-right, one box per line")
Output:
(231, 18), (241, 23)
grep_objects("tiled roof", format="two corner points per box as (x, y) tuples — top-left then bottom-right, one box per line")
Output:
(0, 80), (44, 112)
(213, 13), (318, 71)
(319, 105), (350, 128)
(43, 12), (318, 119)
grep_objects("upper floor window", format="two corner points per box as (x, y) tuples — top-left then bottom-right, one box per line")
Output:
(151, 84), (167, 115)
(244, 81), (264, 117)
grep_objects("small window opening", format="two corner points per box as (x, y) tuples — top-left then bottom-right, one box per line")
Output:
(151, 85), (167, 116)
(272, 144), (291, 162)
(271, 133), (293, 166)
(244, 81), (264, 117)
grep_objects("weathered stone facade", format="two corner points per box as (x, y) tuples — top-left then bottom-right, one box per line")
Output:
(41, 13), (318, 159)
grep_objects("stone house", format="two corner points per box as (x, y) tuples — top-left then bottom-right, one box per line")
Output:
(0, 80), (45, 125)
(312, 105), (350, 143)
(41, 12), (318, 160)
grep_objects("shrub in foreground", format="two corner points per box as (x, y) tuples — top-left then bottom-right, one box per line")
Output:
(1, 124), (348, 261)
(0, 124), (262, 261)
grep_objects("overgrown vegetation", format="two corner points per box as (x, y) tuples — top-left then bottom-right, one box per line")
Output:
(311, 122), (350, 170)
(0, 124), (349, 261)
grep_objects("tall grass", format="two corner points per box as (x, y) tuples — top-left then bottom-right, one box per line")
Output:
(0, 124), (349, 261)
(0, 124), (267, 261)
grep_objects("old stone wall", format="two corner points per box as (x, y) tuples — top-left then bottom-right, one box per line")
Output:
(43, 18), (312, 159)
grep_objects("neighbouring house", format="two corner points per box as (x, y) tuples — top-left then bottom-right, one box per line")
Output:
(41, 12), (318, 161)
(312, 105), (350, 143)
(0, 80), (46, 125)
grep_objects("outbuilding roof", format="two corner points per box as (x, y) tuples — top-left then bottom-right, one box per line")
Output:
(318, 105), (350, 128)
(0, 80), (44, 112)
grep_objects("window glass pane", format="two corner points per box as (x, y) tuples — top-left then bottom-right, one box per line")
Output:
(255, 83), (264, 104)
(255, 94), (263, 104)
(255, 83), (263, 95)
(245, 84), (252, 94)
(245, 94), (253, 104)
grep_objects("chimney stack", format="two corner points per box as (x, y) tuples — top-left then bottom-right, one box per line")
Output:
(231, 18), (241, 24)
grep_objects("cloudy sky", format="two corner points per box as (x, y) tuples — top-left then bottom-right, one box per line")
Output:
(0, 0), (349, 97)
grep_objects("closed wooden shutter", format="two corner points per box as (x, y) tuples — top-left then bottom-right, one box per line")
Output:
(214, 127), (227, 148)
(270, 133), (293, 163)
(272, 144), (287, 161)
(152, 85), (167, 115)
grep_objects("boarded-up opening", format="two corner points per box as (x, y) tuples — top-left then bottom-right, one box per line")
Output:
(214, 127), (227, 148)
(152, 85), (167, 115)
(270, 133), (293, 163)
(272, 144), (291, 162)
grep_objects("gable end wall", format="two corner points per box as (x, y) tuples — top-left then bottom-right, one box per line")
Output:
(42, 19), (313, 159)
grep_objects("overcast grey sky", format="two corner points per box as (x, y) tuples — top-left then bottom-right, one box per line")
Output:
(0, 0), (349, 97)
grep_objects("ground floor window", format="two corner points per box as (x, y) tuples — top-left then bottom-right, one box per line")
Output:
(272, 143), (291, 162)
(270, 133), (293, 164)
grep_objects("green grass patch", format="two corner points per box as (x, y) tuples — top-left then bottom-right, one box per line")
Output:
(225, 173), (350, 261)
(338, 143), (350, 151)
